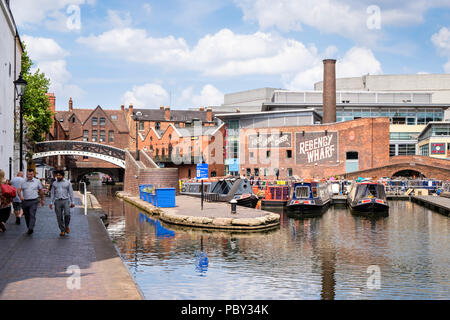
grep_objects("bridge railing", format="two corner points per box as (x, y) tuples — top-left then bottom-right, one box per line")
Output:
(34, 141), (125, 160)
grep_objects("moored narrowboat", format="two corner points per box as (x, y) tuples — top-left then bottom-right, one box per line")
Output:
(347, 181), (389, 214)
(286, 181), (332, 214)
(261, 185), (290, 208)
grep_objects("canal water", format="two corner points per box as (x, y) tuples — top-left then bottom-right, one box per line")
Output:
(88, 181), (450, 300)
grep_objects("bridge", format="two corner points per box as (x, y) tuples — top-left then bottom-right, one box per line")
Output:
(33, 141), (126, 169)
(343, 155), (450, 180)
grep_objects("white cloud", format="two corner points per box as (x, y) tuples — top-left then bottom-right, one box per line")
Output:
(77, 28), (320, 77)
(121, 83), (223, 108)
(431, 27), (450, 73)
(107, 9), (132, 28)
(235, 0), (450, 43)
(10, 0), (95, 30)
(142, 3), (152, 15)
(178, 85), (224, 107)
(286, 47), (383, 90)
(21, 35), (84, 104)
(121, 83), (169, 108)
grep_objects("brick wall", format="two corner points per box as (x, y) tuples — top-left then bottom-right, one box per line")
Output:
(124, 150), (179, 196)
(239, 117), (390, 179)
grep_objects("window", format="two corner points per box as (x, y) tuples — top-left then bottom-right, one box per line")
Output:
(264, 168), (269, 177)
(111, 115), (118, 120)
(92, 130), (98, 142)
(100, 117), (106, 126)
(249, 151), (254, 158)
(92, 117), (98, 126)
(346, 151), (358, 160)
(397, 144), (415, 156)
(100, 130), (106, 142)
(287, 168), (293, 177)
(246, 168), (251, 176)
(59, 118), (64, 122)
(286, 150), (292, 158)
(274, 168), (280, 177)
(139, 121), (145, 131)
(389, 144), (396, 157)
(83, 130), (89, 142)
(155, 122), (161, 130)
(254, 168), (259, 177)
(266, 150), (271, 158)
(108, 130), (114, 142)
(420, 144), (429, 156)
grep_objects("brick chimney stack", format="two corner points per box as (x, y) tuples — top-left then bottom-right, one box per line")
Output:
(69, 97), (73, 112)
(128, 104), (133, 115)
(46, 93), (56, 113)
(160, 106), (164, 110)
(199, 107), (205, 112)
(322, 59), (336, 124)
(164, 107), (171, 121)
(121, 104), (124, 111)
(206, 107), (213, 122)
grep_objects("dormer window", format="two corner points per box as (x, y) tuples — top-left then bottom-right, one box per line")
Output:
(111, 115), (118, 120)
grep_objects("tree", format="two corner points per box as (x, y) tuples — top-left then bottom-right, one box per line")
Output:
(20, 43), (54, 144)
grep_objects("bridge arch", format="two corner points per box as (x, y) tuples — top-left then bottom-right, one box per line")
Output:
(392, 169), (425, 179)
(32, 141), (126, 169)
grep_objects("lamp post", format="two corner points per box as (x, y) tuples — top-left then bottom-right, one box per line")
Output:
(14, 73), (28, 172)
(134, 111), (142, 161)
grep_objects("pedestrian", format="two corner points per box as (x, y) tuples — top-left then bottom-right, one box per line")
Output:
(0, 169), (15, 232)
(17, 169), (45, 235)
(49, 170), (75, 237)
(10, 171), (25, 225)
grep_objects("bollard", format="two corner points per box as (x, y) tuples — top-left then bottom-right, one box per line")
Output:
(230, 199), (237, 214)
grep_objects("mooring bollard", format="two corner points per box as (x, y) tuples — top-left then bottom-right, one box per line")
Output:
(230, 199), (237, 214)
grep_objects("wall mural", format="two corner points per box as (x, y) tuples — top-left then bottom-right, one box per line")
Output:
(295, 132), (338, 164)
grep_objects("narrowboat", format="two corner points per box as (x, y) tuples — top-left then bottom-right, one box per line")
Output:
(347, 181), (389, 214)
(180, 178), (259, 208)
(286, 181), (332, 214)
(261, 185), (290, 208)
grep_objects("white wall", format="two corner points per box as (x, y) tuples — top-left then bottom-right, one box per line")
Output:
(0, 0), (22, 178)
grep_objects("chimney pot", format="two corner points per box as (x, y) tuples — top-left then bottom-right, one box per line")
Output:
(206, 107), (213, 122)
(199, 107), (205, 112)
(121, 105), (124, 111)
(160, 106), (164, 110)
(69, 97), (73, 112)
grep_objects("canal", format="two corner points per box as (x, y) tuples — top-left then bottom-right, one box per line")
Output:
(88, 181), (450, 300)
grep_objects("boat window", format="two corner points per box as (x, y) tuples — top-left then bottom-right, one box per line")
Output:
(295, 186), (310, 198)
(311, 186), (318, 198)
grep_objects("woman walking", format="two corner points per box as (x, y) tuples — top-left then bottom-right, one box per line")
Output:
(0, 169), (14, 232)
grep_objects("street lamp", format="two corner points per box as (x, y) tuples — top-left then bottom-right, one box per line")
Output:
(14, 73), (28, 171)
(134, 111), (142, 161)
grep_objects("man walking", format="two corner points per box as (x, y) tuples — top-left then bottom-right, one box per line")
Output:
(10, 172), (25, 225)
(17, 169), (45, 235)
(49, 170), (74, 237)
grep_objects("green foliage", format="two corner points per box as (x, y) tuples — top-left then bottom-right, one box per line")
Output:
(20, 43), (54, 143)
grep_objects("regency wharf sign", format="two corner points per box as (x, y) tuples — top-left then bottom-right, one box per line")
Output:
(295, 131), (338, 164)
(248, 133), (292, 148)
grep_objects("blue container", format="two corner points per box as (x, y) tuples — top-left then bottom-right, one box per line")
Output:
(151, 194), (156, 206)
(155, 188), (176, 208)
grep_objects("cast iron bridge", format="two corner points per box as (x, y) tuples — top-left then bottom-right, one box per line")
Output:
(33, 141), (126, 168)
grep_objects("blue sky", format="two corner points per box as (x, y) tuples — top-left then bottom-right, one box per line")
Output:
(10, 0), (450, 110)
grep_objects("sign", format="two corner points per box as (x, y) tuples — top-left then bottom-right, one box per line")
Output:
(295, 132), (338, 165)
(431, 143), (445, 154)
(228, 158), (239, 172)
(196, 163), (209, 179)
(248, 133), (292, 148)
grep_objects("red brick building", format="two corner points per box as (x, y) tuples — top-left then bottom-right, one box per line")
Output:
(127, 106), (226, 178)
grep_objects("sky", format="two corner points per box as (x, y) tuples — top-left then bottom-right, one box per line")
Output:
(9, 0), (450, 111)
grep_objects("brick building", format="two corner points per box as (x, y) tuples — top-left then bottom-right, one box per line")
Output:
(47, 97), (131, 181)
(216, 110), (390, 179)
(127, 106), (226, 178)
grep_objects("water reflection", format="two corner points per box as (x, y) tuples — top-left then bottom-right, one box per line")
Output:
(88, 183), (450, 300)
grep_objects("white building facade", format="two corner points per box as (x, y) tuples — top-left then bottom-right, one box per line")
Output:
(0, 0), (22, 178)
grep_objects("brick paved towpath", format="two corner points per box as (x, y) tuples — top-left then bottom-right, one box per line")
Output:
(0, 195), (143, 300)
